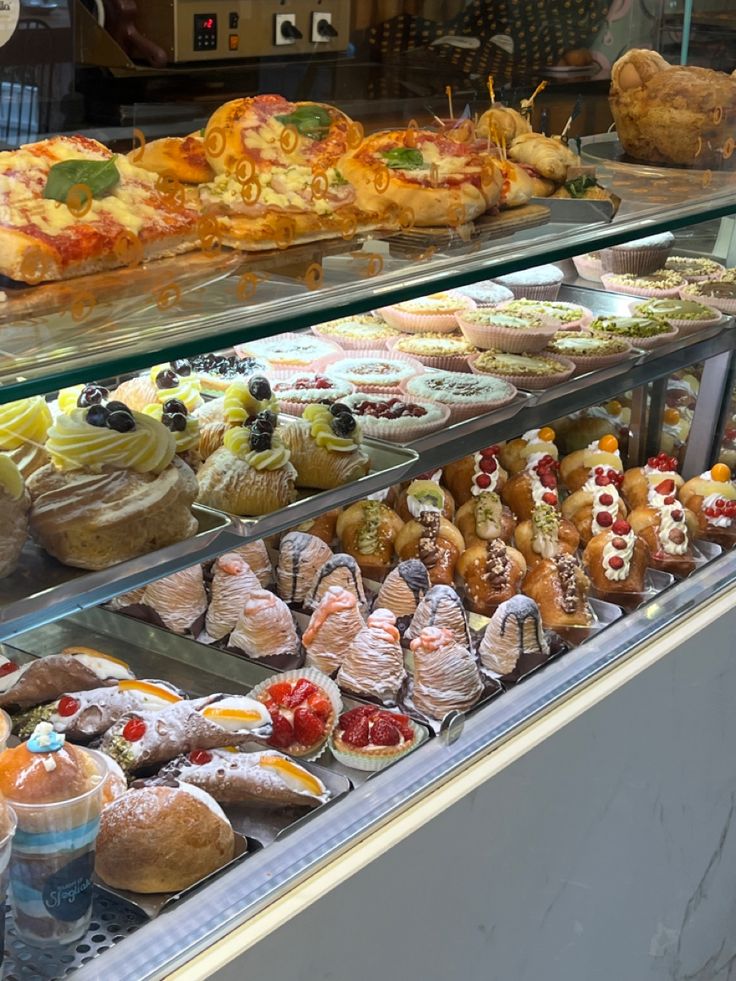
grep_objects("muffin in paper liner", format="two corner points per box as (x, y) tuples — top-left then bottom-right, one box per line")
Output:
(545, 332), (634, 374)
(456, 310), (560, 353)
(385, 336), (474, 372)
(628, 299), (723, 335)
(329, 714), (427, 771)
(342, 392), (451, 442)
(378, 294), (477, 334)
(573, 252), (603, 283)
(679, 283), (736, 316)
(600, 272), (685, 299)
(319, 353), (425, 395)
(235, 333), (344, 379)
(468, 351), (576, 390)
(250, 667), (343, 762)
(590, 316), (679, 350)
(272, 376), (356, 417)
(599, 233), (674, 276)
(399, 374), (518, 424)
(491, 264), (564, 301)
(496, 299), (594, 332)
(664, 256), (726, 283)
(454, 281), (514, 307)
(310, 316), (402, 352)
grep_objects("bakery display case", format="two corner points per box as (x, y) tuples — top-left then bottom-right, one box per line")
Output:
(3, 3), (736, 978)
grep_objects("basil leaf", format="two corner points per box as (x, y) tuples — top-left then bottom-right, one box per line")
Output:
(380, 148), (425, 170)
(43, 157), (120, 203)
(332, 170), (348, 186)
(565, 174), (597, 198)
(275, 104), (332, 139)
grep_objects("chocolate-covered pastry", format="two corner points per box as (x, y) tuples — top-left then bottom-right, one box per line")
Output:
(375, 559), (430, 619)
(277, 532), (333, 605)
(305, 553), (367, 612)
(479, 596), (549, 677)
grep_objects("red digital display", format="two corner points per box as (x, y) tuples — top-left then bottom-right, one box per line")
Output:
(202, 17), (214, 29)
(194, 13), (217, 50)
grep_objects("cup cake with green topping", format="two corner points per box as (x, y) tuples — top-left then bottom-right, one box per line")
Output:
(310, 314), (403, 351)
(468, 350), (575, 389)
(455, 308), (560, 353)
(589, 315), (679, 349)
(545, 332), (633, 373)
(600, 270), (686, 298)
(629, 298), (722, 334)
(498, 298), (593, 330)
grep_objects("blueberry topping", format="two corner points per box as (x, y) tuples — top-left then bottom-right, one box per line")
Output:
(329, 402), (351, 416)
(163, 412), (187, 433)
(171, 359), (192, 376)
(162, 398), (188, 416)
(86, 404), (109, 428)
(254, 410), (276, 432)
(248, 375), (272, 401)
(77, 384), (109, 408)
(249, 431), (272, 452)
(107, 411), (136, 433)
(332, 412), (357, 436)
(106, 401), (132, 415)
(155, 369), (179, 390)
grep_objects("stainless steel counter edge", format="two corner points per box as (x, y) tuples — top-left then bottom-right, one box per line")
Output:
(73, 548), (736, 981)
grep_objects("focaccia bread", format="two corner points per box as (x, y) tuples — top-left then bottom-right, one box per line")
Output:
(610, 49), (736, 167)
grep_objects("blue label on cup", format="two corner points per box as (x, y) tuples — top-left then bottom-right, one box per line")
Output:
(42, 852), (94, 922)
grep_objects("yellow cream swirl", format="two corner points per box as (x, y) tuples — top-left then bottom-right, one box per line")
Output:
(223, 427), (290, 471)
(302, 404), (361, 453)
(0, 455), (24, 500)
(223, 379), (278, 425)
(149, 365), (202, 412)
(57, 385), (84, 415)
(47, 408), (176, 474)
(143, 404), (200, 453)
(0, 396), (52, 451)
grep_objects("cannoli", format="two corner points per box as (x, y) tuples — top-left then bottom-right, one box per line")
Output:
(0, 647), (135, 711)
(145, 748), (330, 808)
(515, 503), (580, 567)
(583, 519), (649, 600)
(337, 609), (406, 704)
(277, 531), (333, 605)
(457, 539), (527, 615)
(100, 694), (272, 773)
(229, 589), (299, 660)
(13, 679), (183, 742)
(336, 500), (404, 580)
(204, 553), (262, 642)
(303, 586), (365, 675)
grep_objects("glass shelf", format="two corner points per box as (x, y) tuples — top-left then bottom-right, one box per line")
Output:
(2, 176), (735, 405)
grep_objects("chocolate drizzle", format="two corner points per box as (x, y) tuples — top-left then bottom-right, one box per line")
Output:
(307, 553), (367, 610)
(554, 553), (579, 613)
(483, 539), (510, 589)
(495, 596), (547, 658)
(395, 559), (431, 603)
(418, 511), (441, 567)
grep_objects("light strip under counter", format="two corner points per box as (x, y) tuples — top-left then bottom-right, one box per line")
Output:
(66, 547), (736, 981)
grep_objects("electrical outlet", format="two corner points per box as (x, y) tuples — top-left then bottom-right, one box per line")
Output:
(275, 13), (299, 45)
(311, 11), (337, 43)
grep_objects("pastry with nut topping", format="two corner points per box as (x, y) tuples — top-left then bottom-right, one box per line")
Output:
(457, 538), (527, 615)
(523, 553), (593, 630)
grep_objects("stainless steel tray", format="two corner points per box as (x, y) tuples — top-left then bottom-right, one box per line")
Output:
(530, 195), (620, 224)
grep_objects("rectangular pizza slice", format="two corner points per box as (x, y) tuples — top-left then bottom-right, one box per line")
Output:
(0, 135), (201, 284)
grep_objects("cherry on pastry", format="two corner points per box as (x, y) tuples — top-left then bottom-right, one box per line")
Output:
(663, 495), (676, 505)
(332, 413), (357, 436)
(107, 411), (136, 433)
(671, 509), (684, 521)
(599, 493), (614, 506)
(330, 402), (351, 416)
(250, 430), (272, 452)
(86, 404), (109, 428)
(596, 511), (613, 527)
(542, 492), (558, 505)
(612, 519), (631, 535)
(163, 398), (188, 416)
(475, 473), (492, 489)
(171, 359), (192, 376)
(260, 410), (278, 430)
(595, 475), (610, 487)
(155, 369), (179, 390)
(0, 661), (17, 677)
(479, 457), (497, 473)
(248, 375), (272, 400)
(164, 412), (187, 433)
(77, 384), (109, 408)
(188, 750), (213, 764)
(612, 537), (628, 550)
(608, 555), (625, 570)
(122, 717), (147, 742)
(57, 695), (80, 717)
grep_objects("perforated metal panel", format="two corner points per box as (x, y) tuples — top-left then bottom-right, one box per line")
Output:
(2, 895), (143, 980)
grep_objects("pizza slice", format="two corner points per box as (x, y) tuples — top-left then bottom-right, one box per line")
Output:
(341, 129), (503, 227)
(0, 135), (201, 284)
(126, 133), (214, 184)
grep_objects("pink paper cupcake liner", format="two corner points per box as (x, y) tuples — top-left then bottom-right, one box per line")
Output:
(276, 386), (357, 418)
(398, 378), (518, 424)
(593, 325), (679, 349)
(494, 282), (561, 301)
(600, 274), (683, 299)
(468, 353), (576, 390)
(455, 313), (559, 353)
(665, 258), (725, 283)
(559, 346), (634, 375)
(496, 300), (593, 332)
(343, 394), (451, 442)
(385, 338), (472, 373)
(310, 325), (397, 352)
(627, 301), (723, 335)
(318, 354), (425, 395)
(599, 245), (671, 276)
(377, 298), (477, 334)
(573, 253), (603, 283)
(679, 286), (736, 315)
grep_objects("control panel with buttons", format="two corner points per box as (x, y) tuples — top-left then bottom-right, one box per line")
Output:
(193, 13), (218, 50)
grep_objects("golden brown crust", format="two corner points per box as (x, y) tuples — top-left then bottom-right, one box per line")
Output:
(394, 516), (465, 586)
(583, 531), (649, 594)
(515, 515), (579, 567)
(127, 136), (214, 184)
(456, 541), (526, 615)
(523, 557), (592, 628)
(476, 106), (531, 144)
(508, 133), (579, 184)
(455, 497), (516, 546)
(336, 501), (404, 578)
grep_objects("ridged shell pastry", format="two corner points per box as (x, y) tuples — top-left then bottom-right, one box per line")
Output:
(280, 404), (370, 490)
(229, 589), (299, 660)
(140, 564), (207, 635)
(276, 532), (333, 605)
(410, 626), (483, 719)
(0, 455), (30, 578)
(338, 609), (406, 704)
(374, 559), (430, 619)
(303, 585), (366, 675)
(205, 553), (262, 642)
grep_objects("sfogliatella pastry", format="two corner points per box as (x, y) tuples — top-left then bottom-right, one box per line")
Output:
(337, 609), (406, 704)
(113, 362), (203, 414)
(13, 679), (183, 741)
(196, 410), (297, 516)
(0, 647), (134, 710)
(561, 478), (627, 547)
(305, 553), (367, 612)
(229, 589), (299, 660)
(375, 559), (430, 621)
(303, 586), (366, 675)
(628, 499), (700, 576)
(405, 583), (471, 648)
(139, 564), (208, 635)
(478, 596), (549, 678)
(204, 553), (262, 642)
(0, 455), (30, 578)
(559, 434), (623, 493)
(28, 403), (197, 570)
(149, 748), (329, 807)
(410, 626), (483, 719)
(95, 785), (234, 893)
(501, 452), (560, 522)
(281, 404), (370, 490)
(394, 511), (465, 586)
(100, 694), (272, 773)
(228, 539), (273, 586)
(143, 399), (201, 470)
(499, 427), (558, 475)
(336, 500), (404, 580)
(276, 531), (333, 605)
(523, 554), (593, 629)
(0, 395), (52, 478)
(583, 519), (649, 600)
(515, 502), (580, 567)
(394, 478), (455, 523)
(197, 375), (279, 459)
(457, 539), (527, 615)
(622, 452), (683, 509)
(443, 445), (507, 506)
(680, 463), (736, 548)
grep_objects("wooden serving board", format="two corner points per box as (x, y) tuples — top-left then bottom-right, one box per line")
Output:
(385, 203), (551, 255)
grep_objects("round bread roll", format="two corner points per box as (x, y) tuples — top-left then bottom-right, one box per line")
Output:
(95, 785), (235, 893)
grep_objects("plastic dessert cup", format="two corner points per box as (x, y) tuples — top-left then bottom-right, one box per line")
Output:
(0, 809), (16, 964)
(7, 750), (106, 948)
